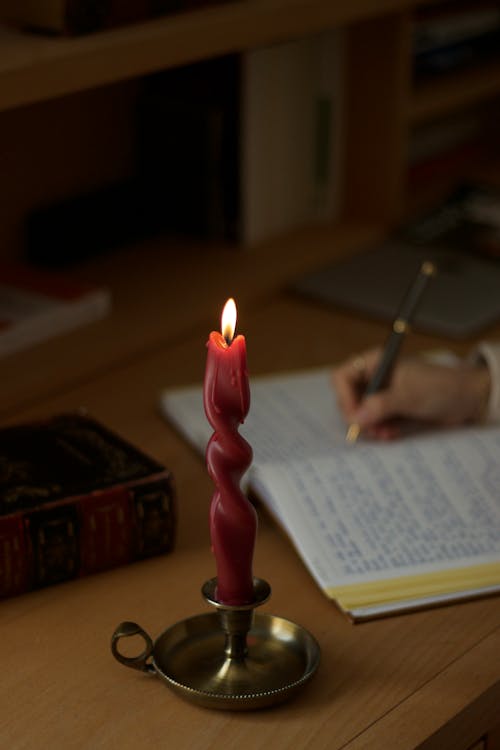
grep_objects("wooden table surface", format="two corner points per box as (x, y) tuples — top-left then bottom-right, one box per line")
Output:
(1, 228), (500, 750)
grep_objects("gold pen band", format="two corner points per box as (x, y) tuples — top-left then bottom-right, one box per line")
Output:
(421, 261), (437, 277)
(345, 423), (360, 443)
(393, 319), (410, 334)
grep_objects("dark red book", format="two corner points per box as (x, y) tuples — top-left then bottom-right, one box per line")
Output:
(407, 139), (486, 189)
(0, 414), (176, 598)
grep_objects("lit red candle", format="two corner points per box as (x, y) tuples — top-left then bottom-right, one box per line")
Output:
(203, 298), (257, 605)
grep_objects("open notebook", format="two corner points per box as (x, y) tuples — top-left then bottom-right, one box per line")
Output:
(160, 368), (500, 621)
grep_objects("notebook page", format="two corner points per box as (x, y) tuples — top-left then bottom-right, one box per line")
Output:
(251, 428), (500, 613)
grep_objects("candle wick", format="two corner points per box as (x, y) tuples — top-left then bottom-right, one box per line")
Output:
(224, 334), (233, 346)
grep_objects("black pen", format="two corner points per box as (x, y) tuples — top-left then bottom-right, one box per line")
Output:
(346, 260), (436, 443)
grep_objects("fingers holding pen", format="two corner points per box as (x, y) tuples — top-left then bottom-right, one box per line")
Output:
(333, 351), (492, 441)
(351, 391), (406, 440)
(341, 357), (440, 437)
(332, 348), (382, 422)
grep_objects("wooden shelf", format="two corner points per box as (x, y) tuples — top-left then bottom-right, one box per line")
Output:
(409, 60), (500, 124)
(0, 0), (437, 112)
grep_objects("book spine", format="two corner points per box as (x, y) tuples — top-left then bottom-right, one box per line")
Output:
(0, 471), (175, 598)
(0, 515), (33, 597)
(135, 55), (240, 241)
(240, 31), (340, 245)
(78, 486), (137, 574)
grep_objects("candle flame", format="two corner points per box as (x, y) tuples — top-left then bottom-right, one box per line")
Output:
(221, 298), (237, 344)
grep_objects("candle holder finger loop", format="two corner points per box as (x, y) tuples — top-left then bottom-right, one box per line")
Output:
(111, 621), (155, 674)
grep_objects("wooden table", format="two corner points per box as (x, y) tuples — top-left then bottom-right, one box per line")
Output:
(1, 229), (500, 750)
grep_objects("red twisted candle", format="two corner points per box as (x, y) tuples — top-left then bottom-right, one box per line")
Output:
(203, 298), (257, 605)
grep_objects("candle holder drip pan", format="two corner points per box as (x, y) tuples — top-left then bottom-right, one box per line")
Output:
(111, 578), (320, 710)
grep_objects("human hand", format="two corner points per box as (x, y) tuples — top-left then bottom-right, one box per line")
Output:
(332, 348), (491, 440)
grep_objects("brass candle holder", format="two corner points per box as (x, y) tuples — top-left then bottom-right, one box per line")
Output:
(111, 577), (320, 710)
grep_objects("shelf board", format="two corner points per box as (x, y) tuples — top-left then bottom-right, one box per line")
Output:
(0, 0), (435, 112)
(409, 60), (500, 124)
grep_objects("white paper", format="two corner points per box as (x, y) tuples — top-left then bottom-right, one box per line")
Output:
(251, 428), (500, 591)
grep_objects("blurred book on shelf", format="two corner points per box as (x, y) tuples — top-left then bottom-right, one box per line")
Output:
(408, 118), (488, 192)
(294, 183), (500, 339)
(0, 0), (173, 34)
(27, 33), (342, 251)
(406, 103), (500, 213)
(136, 56), (240, 241)
(409, 142), (486, 195)
(0, 414), (176, 599)
(136, 31), (343, 247)
(25, 55), (240, 260)
(240, 30), (342, 245)
(25, 180), (164, 266)
(0, 0), (235, 35)
(413, 1), (500, 79)
(0, 263), (110, 357)
(405, 182), (500, 260)
(408, 111), (484, 180)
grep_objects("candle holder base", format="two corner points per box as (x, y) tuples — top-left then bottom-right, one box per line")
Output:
(111, 578), (320, 710)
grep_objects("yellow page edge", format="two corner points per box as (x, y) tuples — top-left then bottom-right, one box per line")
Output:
(325, 562), (500, 609)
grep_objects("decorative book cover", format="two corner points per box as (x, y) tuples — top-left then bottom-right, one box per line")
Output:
(160, 368), (500, 622)
(0, 413), (176, 599)
(0, 263), (111, 358)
